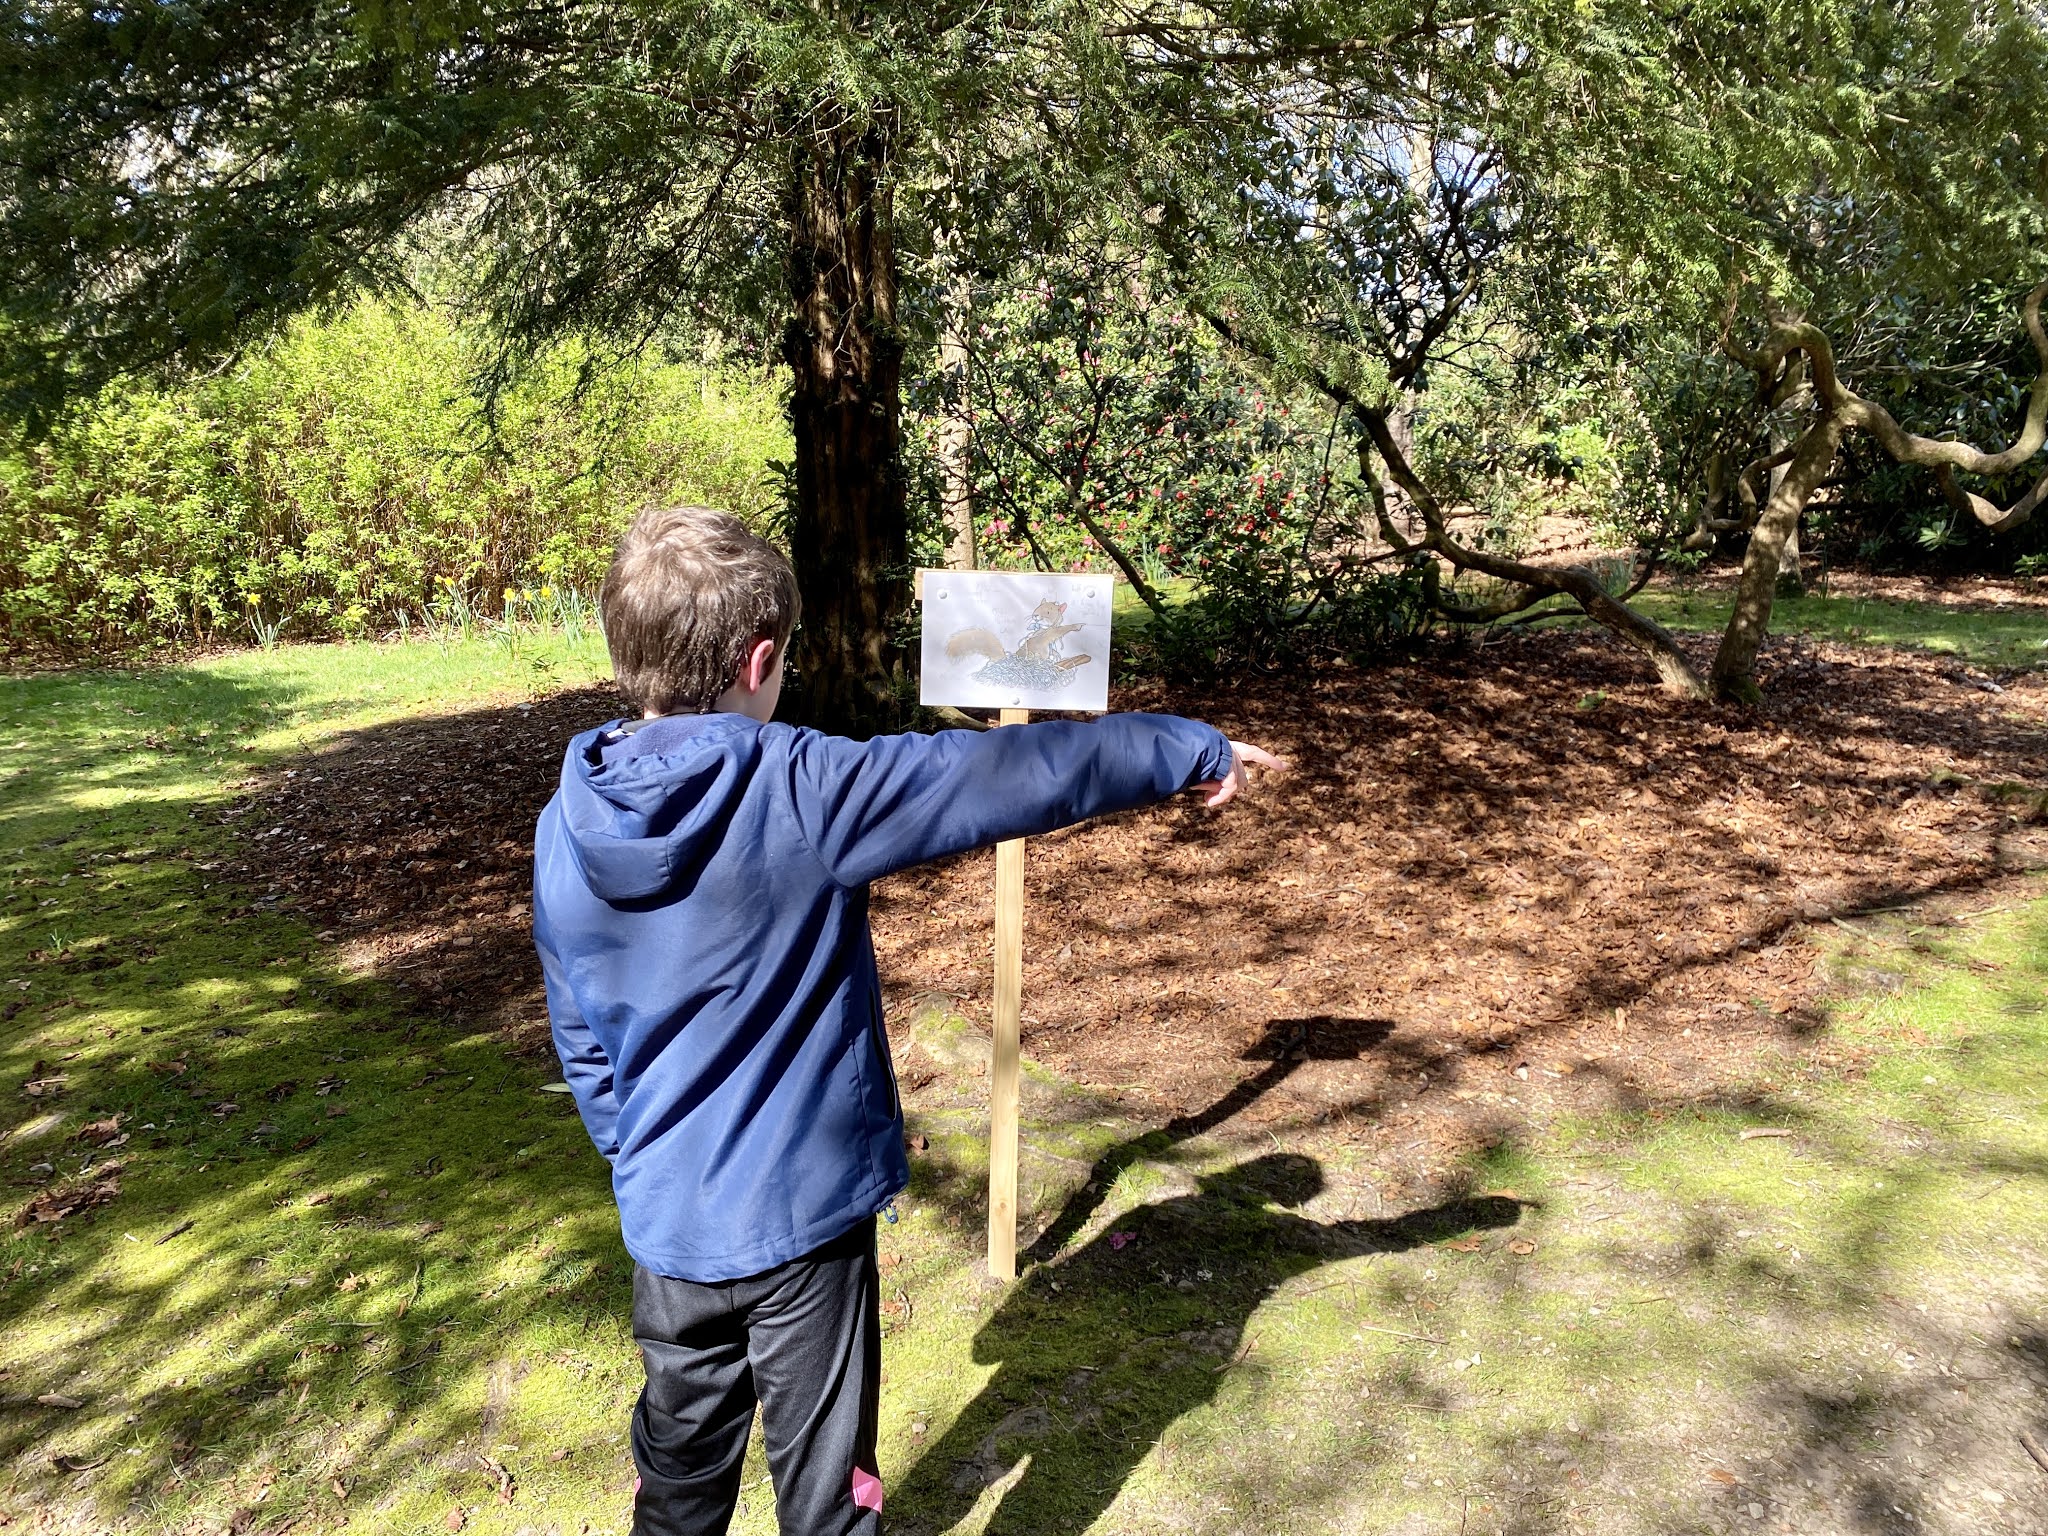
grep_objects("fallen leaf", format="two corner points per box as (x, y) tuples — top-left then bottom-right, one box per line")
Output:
(305, 1191), (332, 1207)
(15, 1168), (123, 1228)
(35, 1393), (84, 1409)
(1108, 1231), (1136, 1251)
(445, 1508), (466, 1532)
(337, 1273), (369, 1294)
(1508, 1239), (1537, 1256)
(1443, 1236), (1484, 1253)
(329, 1479), (348, 1502)
(476, 1452), (516, 1504)
(1707, 1467), (1741, 1486)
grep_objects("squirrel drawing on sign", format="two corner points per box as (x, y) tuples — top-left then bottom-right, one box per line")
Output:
(945, 598), (1091, 674)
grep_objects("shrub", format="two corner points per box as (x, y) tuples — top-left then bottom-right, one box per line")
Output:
(0, 300), (788, 653)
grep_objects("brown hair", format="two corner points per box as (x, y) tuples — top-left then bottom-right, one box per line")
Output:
(599, 505), (801, 715)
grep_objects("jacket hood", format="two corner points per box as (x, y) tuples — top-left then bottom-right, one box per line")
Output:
(553, 714), (767, 901)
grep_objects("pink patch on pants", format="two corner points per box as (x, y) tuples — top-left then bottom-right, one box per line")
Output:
(851, 1465), (885, 1513)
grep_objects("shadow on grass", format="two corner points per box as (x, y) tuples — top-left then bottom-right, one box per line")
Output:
(0, 663), (633, 1526)
(1022, 1016), (1394, 1265)
(892, 1154), (1523, 1536)
(9, 638), (2048, 1530)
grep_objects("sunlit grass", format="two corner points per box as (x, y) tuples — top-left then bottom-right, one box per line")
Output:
(1640, 586), (2048, 670)
(1, 626), (2043, 1532)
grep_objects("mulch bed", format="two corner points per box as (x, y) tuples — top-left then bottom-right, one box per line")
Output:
(218, 627), (2048, 1172)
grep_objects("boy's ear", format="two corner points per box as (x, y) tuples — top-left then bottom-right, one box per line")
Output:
(744, 636), (779, 691)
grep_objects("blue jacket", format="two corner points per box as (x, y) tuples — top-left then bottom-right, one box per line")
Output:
(532, 711), (1234, 1281)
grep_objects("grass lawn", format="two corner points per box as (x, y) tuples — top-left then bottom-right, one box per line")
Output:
(1638, 586), (2048, 671)
(3, 623), (2046, 1534)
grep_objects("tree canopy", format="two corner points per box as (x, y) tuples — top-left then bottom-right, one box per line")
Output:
(4, 0), (2045, 713)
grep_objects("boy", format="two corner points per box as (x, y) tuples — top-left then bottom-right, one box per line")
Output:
(532, 504), (1283, 1536)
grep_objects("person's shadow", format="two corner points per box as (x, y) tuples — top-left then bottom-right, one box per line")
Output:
(1020, 1014), (1397, 1267)
(889, 1153), (1524, 1534)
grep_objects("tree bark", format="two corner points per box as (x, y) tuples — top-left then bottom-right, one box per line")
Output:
(937, 262), (977, 569)
(1709, 413), (1843, 701)
(1776, 516), (1804, 596)
(1728, 283), (2048, 532)
(1768, 429), (1804, 596)
(783, 119), (908, 735)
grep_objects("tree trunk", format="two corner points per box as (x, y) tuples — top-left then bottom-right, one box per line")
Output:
(1768, 431), (1805, 596)
(1709, 413), (1843, 701)
(1383, 389), (1420, 536)
(783, 120), (909, 735)
(937, 262), (977, 569)
(1776, 516), (1804, 596)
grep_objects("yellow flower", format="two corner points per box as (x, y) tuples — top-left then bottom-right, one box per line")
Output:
(503, 587), (517, 603)
(539, 584), (554, 600)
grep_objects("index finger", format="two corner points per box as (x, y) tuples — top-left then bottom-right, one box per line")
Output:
(1232, 742), (1289, 773)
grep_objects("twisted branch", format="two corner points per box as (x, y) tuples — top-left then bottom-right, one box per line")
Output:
(1738, 282), (2048, 533)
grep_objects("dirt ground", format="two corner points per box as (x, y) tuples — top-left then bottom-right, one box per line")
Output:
(216, 622), (2048, 1189)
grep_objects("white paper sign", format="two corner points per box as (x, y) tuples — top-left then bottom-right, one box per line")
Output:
(918, 570), (1113, 712)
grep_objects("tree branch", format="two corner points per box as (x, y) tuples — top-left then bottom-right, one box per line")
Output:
(1738, 281), (2048, 532)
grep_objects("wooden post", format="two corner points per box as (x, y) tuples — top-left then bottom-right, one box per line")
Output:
(988, 706), (1028, 1280)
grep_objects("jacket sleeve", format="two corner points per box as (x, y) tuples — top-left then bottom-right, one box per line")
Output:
(787, 712), (1236, 888)
(537, 932), (622, 1165)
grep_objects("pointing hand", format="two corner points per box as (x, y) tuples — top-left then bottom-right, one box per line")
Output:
(1201, 740), (1289, 809)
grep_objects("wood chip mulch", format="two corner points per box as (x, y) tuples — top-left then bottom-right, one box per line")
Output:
(217, 628), (2048, 1169)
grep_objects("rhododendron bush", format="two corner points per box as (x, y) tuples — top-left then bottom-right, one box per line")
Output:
(904, 258), (1430, 672)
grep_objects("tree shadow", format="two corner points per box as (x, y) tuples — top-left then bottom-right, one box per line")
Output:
(0, 662), (633, 1525)
(15, 629), (2042, 1528)
(891, 1153), (1524, 1536)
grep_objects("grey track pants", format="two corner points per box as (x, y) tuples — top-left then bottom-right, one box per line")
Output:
(630, 1218), (883, 1536)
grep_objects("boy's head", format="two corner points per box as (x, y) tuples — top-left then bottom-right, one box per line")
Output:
(600, 505), (801, 718)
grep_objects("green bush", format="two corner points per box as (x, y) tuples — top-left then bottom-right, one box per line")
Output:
(904, 261), (1434, 676)
(0, 300), (788, 652)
